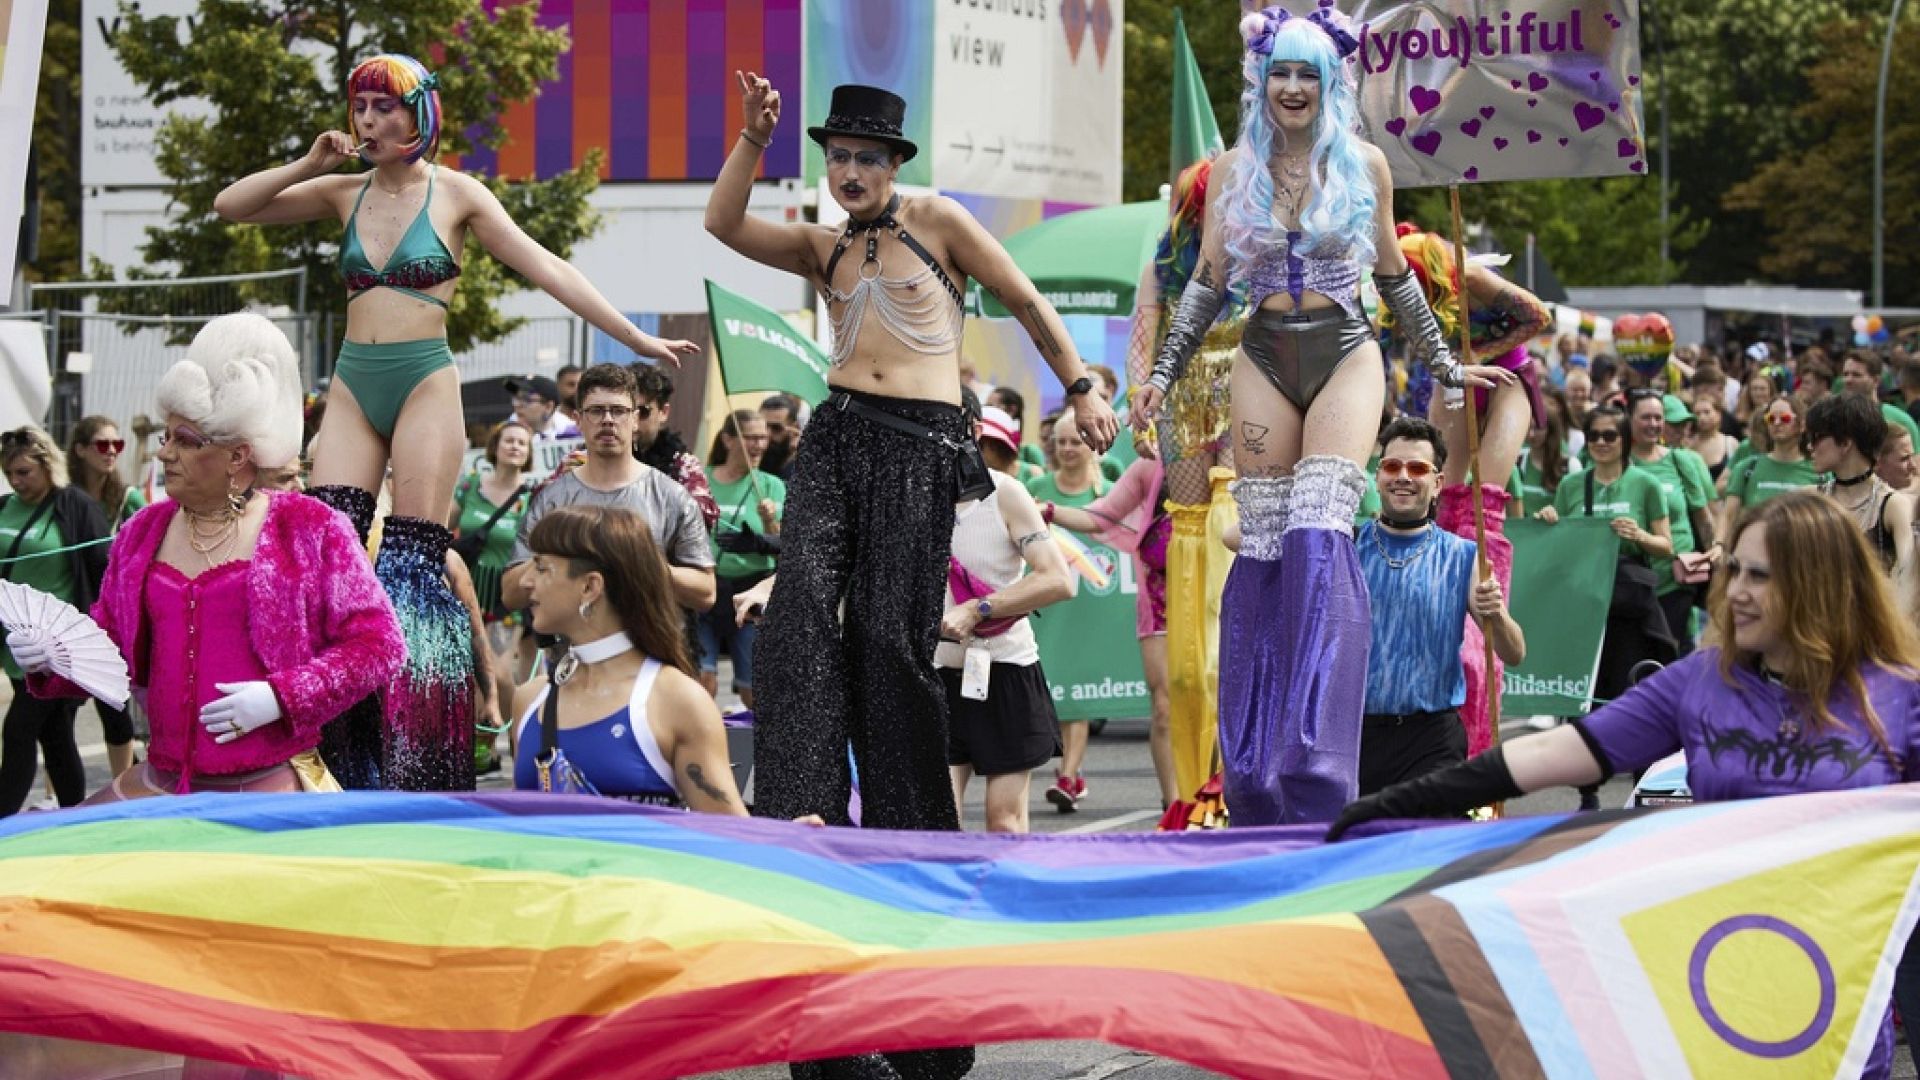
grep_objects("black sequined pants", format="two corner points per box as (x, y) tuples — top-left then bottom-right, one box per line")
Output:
(754, 390), (964, 831)
(756, 390), (975, 1080)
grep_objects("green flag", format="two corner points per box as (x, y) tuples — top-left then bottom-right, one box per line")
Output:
(1501, 518), (1620, 717)
(1169, 8), (1223, 185)
(704, 279), (831, 404)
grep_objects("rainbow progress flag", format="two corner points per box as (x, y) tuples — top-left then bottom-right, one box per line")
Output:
(1, 788), (1916, 1078)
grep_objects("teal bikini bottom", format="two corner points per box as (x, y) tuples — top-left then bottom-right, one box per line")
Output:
(334, 338), (455, 438)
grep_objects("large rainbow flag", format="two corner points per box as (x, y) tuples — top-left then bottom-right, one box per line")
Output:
(0, 787), (1915, 1078)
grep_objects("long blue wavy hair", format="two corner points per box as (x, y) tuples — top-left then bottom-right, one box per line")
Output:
(1221, 11), (1376, 292)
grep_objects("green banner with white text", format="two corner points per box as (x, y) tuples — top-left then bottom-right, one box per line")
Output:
(704, 280), (832, 405)
(1501, 518), (1619, 717)
(1032, 537), (1150, 722)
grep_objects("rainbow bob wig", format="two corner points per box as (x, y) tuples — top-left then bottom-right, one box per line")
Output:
(348, 54), (442, 164)
(1221, 10), (1376, 293)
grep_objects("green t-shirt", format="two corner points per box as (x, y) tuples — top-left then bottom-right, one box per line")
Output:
(1551, 468), (1669, 564)
(452, 475), (527, 570)
(0, 495), (76, 679)
(707, 468), (787, 579)
(1629, 447), (1713, 593)
(1027, 471), (1106, 510)
(1882, 403), (1920, 448)
(1516, 455), (1580, 518)
(1017, 462), (1047, 486)
(1727, 439), (1756, 477)
(1726, 455), (1821, 509)
(1357, 453), (1381, 523)
(117, 488), (147, 526)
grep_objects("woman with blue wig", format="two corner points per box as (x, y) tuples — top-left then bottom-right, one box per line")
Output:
(212, 54), (699, 791)
(1134, 4), (1513, 826)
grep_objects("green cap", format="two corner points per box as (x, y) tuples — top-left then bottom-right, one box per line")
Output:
(1661, 394), (1694, 423)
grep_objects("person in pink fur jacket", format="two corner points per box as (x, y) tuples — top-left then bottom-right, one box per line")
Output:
(9, 314), (405, 798)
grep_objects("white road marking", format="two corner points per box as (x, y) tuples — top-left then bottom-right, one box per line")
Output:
(1057, 808), (1158, 835)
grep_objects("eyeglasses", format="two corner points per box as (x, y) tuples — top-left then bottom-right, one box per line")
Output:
(1588, 429), (1623, 444)
(92, 438), (126, 454)
(825, 147), (892, 170)
(582, 405), (635, 423)
(1376, 458), (1436, 479)
(158, 427), (212, 451)
(1766, 412), (1798, 426)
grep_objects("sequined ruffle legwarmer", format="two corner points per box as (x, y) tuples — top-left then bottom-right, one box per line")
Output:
(308, 484), (387, 789)
(1439, 483), (1513, 756)
(375, 515), (474, 792)
(1219, 458), (1370, 826)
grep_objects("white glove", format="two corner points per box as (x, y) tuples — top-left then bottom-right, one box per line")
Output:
(5, 628), (60, 675)
(198, 680), (284, 744)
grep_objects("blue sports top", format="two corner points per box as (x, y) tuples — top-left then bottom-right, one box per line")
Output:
(340, 166), (461, 308)
(513, 658), (678, 799)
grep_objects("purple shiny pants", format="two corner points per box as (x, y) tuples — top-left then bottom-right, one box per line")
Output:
(1218, 527), (1370, 825)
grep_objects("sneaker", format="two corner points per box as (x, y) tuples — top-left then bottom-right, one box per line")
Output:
(1045, 776), (1080, 813)
(1070, 775), (1089, 803)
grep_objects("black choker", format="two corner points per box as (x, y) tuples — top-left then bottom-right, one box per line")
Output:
(1379, 509), (1435, 529)
(1832, 469), (1874, 487)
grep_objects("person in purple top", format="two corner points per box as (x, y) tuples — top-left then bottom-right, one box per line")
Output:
(1330, 490), (1920, 1077)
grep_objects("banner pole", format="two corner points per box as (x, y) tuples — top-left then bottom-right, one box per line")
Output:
(704, 280), (768, 503)
(1449, 184), (1503, 808)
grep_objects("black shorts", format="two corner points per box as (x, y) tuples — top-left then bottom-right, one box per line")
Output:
(1358, 709), (1468, 797)
(941, 661), (1060, 777)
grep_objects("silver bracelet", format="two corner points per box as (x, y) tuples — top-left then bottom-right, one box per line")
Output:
(739, 129), (770, 150)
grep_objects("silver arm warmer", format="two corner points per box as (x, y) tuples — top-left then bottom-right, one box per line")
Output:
(1147, 277), (1227, 395)
(1375, 269), (1465, 397)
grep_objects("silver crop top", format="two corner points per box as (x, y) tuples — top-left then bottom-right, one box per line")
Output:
(1244, 230), (1363, 319)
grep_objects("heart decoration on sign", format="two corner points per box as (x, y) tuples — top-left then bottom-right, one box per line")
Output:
(1479, 106), (1496, 120)
(1460, 119), (1482, 138)
(1384, 116), (1407, 136)
(1574, 103), (1606, 131)
(1528, 72), (1549, 92)
(1410, 130), (1443, 156)
(1493, 137), (1509, 150)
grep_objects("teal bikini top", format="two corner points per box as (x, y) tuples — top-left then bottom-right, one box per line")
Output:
(340, 166), (461, 308)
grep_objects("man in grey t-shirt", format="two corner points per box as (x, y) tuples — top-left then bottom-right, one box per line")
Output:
(501, 365), (716, 614)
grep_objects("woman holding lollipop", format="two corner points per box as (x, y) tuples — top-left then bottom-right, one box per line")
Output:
(214, 54), (696, 790)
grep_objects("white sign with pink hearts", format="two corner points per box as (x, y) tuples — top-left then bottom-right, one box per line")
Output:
(1337, 0), (1645, 187)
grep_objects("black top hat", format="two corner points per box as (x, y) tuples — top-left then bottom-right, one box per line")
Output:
(807, 84), (918, 163)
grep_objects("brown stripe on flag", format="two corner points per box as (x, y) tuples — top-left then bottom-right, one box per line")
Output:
(1359, 905), (1505, 1079)
(1402, 894), (1547, 1080)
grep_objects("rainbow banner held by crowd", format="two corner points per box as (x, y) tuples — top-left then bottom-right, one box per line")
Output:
(0, 788), (1915, 1078)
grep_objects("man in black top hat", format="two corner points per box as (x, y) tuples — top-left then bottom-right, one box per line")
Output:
(707, 61), (1113, 996)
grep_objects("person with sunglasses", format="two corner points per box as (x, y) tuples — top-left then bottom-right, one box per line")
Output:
(9, 316), (405, 805)
(1625, 388), (1718, 653)
(1355, 418), (1523, 796)
(1536, 406), (1676, 806)
(629, 363), (718, 532)
(64, 417), (148, 779)
(758, 395), (802, 480)
(501, 364), (715, 619)
(1719, 395), (1820, 540)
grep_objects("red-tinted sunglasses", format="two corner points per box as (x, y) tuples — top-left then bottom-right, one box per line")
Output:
(1376, 458), (1437, 480)
(92, 438), (126, 454)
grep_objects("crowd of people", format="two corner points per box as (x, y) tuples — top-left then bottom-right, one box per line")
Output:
(1, 14), (1917, 1077)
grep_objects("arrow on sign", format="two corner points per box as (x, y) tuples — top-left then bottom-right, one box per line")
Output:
(983, 139), (1006, 158)
(948, 135), (975, 159)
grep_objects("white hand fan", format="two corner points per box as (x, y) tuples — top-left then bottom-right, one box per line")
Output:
(0, 580), (130, 708)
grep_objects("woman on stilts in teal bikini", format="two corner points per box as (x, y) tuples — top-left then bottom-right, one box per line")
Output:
(215, 54), (697, 791)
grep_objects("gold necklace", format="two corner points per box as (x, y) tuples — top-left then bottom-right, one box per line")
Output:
(374, 168), (429, 199)
(182, 492), (249, 568)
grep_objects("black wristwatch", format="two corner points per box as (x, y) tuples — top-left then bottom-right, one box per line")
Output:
(1065, 376), (1094, 398)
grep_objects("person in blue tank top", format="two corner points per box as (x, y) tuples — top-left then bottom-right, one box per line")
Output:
(214, 54), (698, 793)
(510, 505), (807, 818)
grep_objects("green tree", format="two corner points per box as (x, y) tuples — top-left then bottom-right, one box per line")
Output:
(1651, 0), (1888, 284)
(1725, 14), (1920, 305)
(26, 0), (82, 282)
(1123, 3), (1243, 204)
(1401, 176), (1706, 287)
(105, 0), (601, 351)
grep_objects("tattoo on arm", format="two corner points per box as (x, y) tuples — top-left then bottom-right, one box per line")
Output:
(683, 762), (736, 808)
(1241, 421), (1270, 457)
(1024, 300), (1065, 358)
(1196, 260), (1217, 289)
(1014, 530), (1050, 549)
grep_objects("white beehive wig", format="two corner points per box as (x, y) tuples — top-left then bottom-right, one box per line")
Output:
(154, 313), (305, 469)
